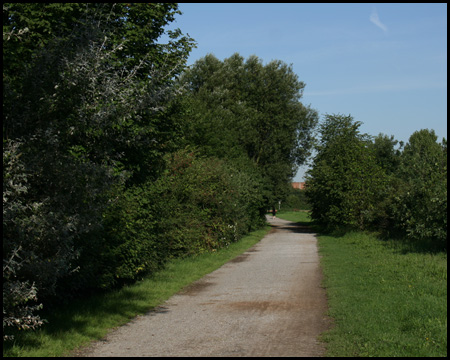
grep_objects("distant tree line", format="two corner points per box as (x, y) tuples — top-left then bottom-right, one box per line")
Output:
(3, 3), (317, 339)
(277, 187), (311, 211)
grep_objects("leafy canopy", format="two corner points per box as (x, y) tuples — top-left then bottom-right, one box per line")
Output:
(177, 53), (318, 207)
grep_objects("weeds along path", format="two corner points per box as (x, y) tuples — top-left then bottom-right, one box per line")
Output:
(77, 215), (330, 357)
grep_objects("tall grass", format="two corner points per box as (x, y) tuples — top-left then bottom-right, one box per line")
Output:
(3, 226), (271, 357)
(276, 211), (447, 357)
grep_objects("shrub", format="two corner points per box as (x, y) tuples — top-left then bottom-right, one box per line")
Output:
(305, 114), (388, 230)
(153, 149), (265, 256)
(3, 140), (49, 339)
(392, 130), (447, 249)
(63, 149), (266, 292)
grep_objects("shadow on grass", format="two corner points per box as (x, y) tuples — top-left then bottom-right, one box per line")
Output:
(312, 221), (446, 256)
(3, 281), (162, 356)
(4, 226), (274, 356)
(378, 235), (447, 255)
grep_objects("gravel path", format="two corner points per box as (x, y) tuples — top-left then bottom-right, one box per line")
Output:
(76, 215), (330, 357)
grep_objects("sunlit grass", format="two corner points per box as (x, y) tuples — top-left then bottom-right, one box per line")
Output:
(3, 226), (271, 357)
(276, 211), (447, 357)
(319, 232), (447, 357)
(273, 209), (311, 223)
(6, 211), (447, 357)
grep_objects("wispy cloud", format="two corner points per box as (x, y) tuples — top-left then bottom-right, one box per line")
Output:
(370, 8), (388, 34)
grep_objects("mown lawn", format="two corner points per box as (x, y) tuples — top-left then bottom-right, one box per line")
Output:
(3, 226), (271, 357)
(277, 211), (447, 357)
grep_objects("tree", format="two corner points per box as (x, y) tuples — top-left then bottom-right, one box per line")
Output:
(3, 3), (194, 84)
(3, 3), (195, 338)
(3, 3), (196, 183)
(392, 129), (447, 249)
(369, 134), (403, 175)
(177, 53), (318, 209)
(364, 134), (405, 232)
(305, 114), (388, 230)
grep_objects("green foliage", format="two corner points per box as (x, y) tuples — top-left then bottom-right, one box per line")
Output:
(280, 188), (311, 211)
(101, 185), (164, 285)
(3, 247), (45, 341)
(59, 149), (266, 293)
(152, 149), (265, 256)
(3, 138), (89, 304)
(305, 114), (388, 230)
(3, 3), (195, 89)
(177, 53), (318, 208)
(369, 133), (403, 175)
(391, 130), (447, 249)
(306, 114), (447, 250)
(3, 3), (194, 339)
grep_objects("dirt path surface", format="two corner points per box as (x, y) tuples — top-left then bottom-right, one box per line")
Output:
(76, 215), (330, 357)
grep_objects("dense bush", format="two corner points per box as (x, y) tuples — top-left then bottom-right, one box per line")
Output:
(305, 114), (388, 230)
(59, 149), (266, 294)
(391, 130), (447, 249)
(306, 115), (447, 250)
(152, 150), (265, 256)
(3, 3), (195, 339)
(3, 141), (46, 340)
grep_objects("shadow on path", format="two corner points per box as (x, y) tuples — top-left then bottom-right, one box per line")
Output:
(268, 217), (316, 234)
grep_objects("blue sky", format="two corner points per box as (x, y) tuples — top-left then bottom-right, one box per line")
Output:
(166, 3), (447, 181)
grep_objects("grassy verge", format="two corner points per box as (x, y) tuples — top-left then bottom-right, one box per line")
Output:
(3, 225), (271, 357)
(276, 211), (447, 357)
(273, 209), (312, 223)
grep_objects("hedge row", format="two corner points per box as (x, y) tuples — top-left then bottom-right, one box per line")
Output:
(62, 149), (266, 294)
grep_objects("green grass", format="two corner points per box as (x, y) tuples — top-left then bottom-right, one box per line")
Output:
(3, 226), (271, 357)
(276, 211), (447, 357)
(273, 209), (312, 223)
(318, 232), (447, 357)
(5, 212), (447, 357)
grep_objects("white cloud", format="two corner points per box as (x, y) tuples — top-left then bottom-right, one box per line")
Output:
(370, 8), (388, 34)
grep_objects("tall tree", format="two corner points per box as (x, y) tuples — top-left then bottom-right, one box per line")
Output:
(3, 3), (195, 339)
(3, 3), (196, 183)
(3, 3), (194, 86)
(177, 53), (318, 208)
